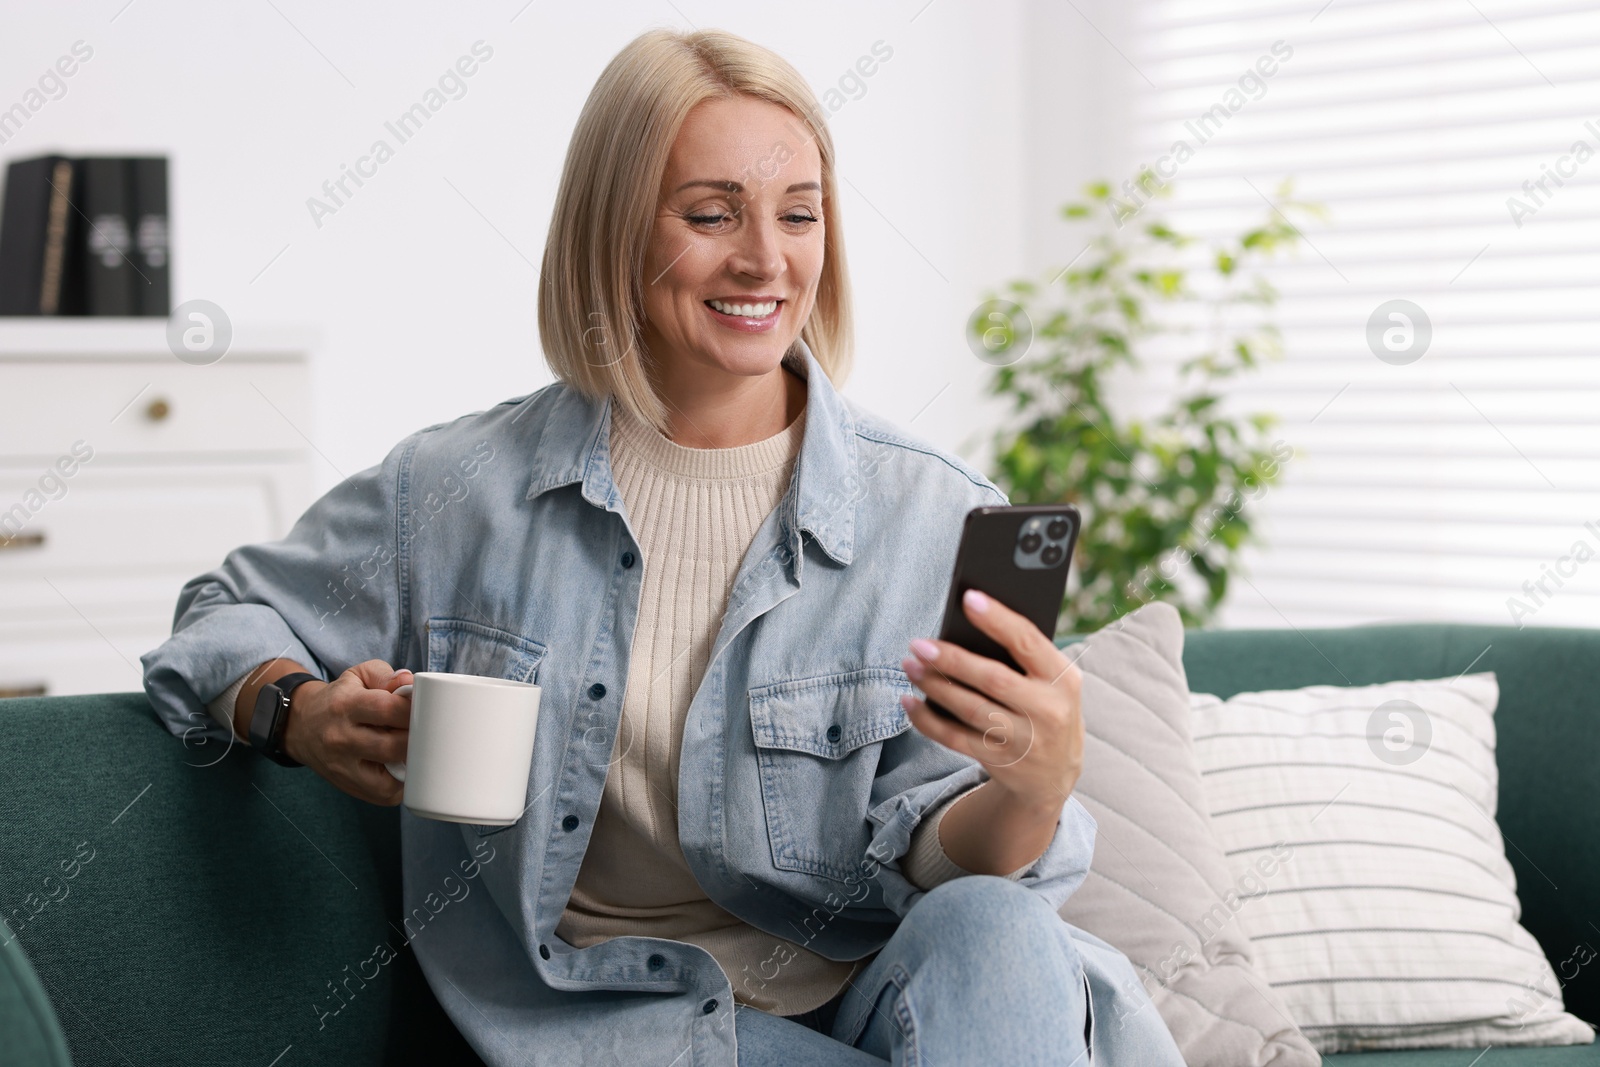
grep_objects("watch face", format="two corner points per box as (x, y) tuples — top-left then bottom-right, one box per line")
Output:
(251, 685), (284, 746)
(246, 676), (313, 767)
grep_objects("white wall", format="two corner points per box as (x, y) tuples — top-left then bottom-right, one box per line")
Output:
(2, 0), (1032, 493)
(1019, 0), (1140, 275)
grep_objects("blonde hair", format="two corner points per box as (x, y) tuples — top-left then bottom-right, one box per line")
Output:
(538, 28), (853, 435)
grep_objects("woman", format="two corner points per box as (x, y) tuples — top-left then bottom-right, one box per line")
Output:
(142, 27), (1183, 1067)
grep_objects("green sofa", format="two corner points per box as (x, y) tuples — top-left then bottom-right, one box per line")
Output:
(2, 622), (1596, 1066)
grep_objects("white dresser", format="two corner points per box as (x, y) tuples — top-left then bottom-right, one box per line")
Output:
(0, 322), (315, 698)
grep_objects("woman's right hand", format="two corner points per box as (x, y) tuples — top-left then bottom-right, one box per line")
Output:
(282, 660), (413, 806)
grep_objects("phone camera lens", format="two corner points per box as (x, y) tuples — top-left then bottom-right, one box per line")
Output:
(1041, 543), (1064, 566)
(1046, 519), (1069, 540)
(1019, 531), (1043, 554)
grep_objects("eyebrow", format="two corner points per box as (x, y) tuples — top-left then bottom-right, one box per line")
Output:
(673, 179), (821, 195)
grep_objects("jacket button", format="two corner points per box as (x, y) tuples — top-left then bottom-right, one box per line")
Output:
(588, 682), (606, 699)
(647, 953), (665, 970)
(539, 943), (550, 960)
(621, 551), (635, 568)
(826, 723), (842, 743)
(702, 998), (718, 1014)
(562, 814), (579, 832)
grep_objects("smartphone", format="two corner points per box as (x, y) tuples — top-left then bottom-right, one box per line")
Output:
(924, 504), (1081, 721)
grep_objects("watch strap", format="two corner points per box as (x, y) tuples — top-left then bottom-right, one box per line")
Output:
(273, 672), (321, 699)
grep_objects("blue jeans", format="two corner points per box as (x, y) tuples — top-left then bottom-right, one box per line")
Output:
(733, 875), (1177, 1066)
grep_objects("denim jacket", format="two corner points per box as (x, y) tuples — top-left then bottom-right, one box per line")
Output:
(141, 340), (1117, 1066)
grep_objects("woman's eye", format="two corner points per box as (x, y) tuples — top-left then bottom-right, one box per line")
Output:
(784, 213), (819, 225)
(686, 213), (727, 225)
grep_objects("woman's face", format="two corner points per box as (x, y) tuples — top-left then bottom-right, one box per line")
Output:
(640, 95), (825, 384)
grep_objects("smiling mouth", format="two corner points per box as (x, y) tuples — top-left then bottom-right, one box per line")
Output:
(705, 298), (782, 318)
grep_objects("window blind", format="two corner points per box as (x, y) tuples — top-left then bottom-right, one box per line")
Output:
(1120, 0), (1600, 628)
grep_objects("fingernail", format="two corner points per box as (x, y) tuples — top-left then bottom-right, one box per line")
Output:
(901, 656), (925, 680)
(964, 588), (990, 612)
(910, 638), (940, 661)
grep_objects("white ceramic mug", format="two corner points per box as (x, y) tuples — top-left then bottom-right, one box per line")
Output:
(384, 672), (541, 826)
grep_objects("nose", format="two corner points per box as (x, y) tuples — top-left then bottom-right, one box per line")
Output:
(726, 210), (785, 283)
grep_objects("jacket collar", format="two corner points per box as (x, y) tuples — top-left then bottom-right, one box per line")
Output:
(523, 338), (857, 566)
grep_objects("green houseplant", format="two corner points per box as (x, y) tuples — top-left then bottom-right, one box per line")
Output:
(968, 176), (1319, 634)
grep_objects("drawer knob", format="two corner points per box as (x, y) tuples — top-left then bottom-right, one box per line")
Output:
(0, 531), (46, 551)
(146, 397), (172, 422)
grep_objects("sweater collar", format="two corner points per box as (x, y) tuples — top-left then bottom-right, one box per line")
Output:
(523, 338), (857, 566)
(608, 384), (806, 481)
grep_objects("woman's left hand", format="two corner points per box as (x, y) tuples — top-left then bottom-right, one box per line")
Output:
(900, 588), (1085, 814)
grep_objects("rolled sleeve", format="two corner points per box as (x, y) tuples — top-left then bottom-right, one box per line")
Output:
(206, 671), (252, 741)
(864, 727), (1098, 919)
(139, 431), (418, 748)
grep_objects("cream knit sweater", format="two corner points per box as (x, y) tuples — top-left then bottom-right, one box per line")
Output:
(207, 387), (1041, 1017)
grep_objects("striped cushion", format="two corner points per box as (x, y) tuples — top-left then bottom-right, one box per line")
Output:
(1190, 674), (1596, 1053)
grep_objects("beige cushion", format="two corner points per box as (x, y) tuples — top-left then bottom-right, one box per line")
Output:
(1058, 602), (1318, 1067)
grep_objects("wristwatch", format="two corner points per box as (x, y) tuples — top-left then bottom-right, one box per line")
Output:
(249, 672), (320, 767)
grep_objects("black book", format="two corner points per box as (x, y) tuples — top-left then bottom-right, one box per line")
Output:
(130, 156), (169, 316)
(0, 155), (83, 315)
(79, 156), (137, 315)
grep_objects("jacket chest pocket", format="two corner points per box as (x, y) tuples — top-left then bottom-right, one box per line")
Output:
(425, 617), (547, 682)
(747, 667), (913, 885)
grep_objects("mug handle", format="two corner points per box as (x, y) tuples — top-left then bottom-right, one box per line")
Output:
(386, 682), (413, 782)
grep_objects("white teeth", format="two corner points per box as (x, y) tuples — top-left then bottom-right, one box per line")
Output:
(708, 298), (778, 317)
